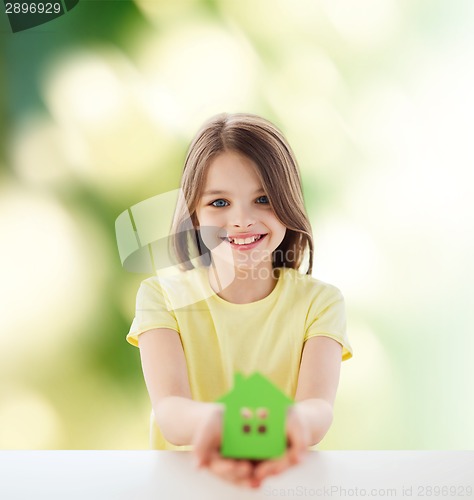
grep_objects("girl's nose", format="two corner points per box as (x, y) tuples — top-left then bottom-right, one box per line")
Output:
(230, 206), (256, 228)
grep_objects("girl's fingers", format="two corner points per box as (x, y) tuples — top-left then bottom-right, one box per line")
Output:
(208, 457), (231, 475)
(287, 428), (305, 464)
(286, 408), (310, 464)
(253, 455), (291, 481)
(192, 407), (223, 467)
(208, 457), (254, 486)
(235, 460), (252, 479)
(193, 430), (219, 467)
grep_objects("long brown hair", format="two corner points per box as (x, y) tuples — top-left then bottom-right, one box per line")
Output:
(170, 113), (313, 274)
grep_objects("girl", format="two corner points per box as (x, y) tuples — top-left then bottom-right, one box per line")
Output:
(127, 113), (353, 488)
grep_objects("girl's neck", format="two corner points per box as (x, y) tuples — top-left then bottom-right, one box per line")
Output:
(207, 259), (278, 304)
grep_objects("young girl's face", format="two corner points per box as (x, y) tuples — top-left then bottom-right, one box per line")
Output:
(195, 151), (287, 270)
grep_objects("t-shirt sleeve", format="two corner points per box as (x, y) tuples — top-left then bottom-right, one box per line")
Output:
(304, 285), (353, 361)
(126, 279), (179, 347)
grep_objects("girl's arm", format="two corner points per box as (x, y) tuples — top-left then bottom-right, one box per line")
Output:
(253, 335), (343, 482)
(293, 335), (342, 445)
(139, 328), (254, 487)
(138, 328), (221, 446)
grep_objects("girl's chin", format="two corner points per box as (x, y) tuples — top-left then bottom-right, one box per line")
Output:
(211, 253), (272, 270)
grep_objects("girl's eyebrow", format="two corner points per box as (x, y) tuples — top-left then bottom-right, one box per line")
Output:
(202, 188), (265, 196)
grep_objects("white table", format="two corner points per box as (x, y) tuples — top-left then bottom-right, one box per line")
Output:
(0, 451), (472, 500)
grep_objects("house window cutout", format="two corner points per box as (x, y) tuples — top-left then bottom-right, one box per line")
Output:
(256, 407), (269, 419)
(241, 407), (253, 433)
(240, 407), (253, 419)
(257, 408), (268, 433)
(239, 407), (270, 434)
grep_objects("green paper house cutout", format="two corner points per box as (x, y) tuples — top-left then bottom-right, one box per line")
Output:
(217, 372), (294, 460)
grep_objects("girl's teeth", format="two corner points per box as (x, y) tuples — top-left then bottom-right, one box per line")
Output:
(229, 235), (261, 245)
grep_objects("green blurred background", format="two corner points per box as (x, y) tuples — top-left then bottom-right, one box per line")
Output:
(1, 0), (473, 449)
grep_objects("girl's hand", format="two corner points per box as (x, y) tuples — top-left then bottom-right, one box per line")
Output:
(192, 403), (256, 488)
(252, 405), (312, 485)
(193, 403), (311, 488)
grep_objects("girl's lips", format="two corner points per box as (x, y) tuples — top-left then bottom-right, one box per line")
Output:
(221, 233), (268, 250)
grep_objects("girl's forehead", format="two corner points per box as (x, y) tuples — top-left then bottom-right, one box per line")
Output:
(203, 151), (262, 189)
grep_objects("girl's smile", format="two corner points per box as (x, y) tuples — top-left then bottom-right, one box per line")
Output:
(220, 233), (268, 250)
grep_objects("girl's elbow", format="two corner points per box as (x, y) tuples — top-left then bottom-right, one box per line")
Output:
(310, 400), (335, 445)
(153, 398), (184, 446)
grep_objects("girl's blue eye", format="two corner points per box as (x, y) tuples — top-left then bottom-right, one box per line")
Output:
(211, 199), (229, 207)
(256, 195), (269, 204)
